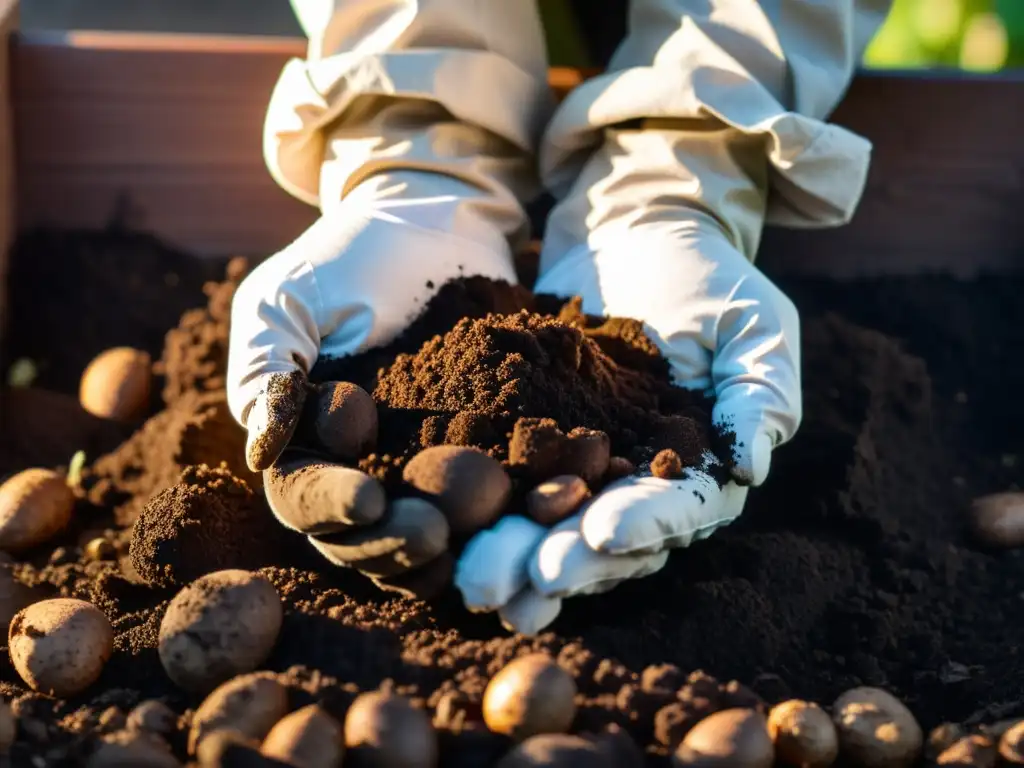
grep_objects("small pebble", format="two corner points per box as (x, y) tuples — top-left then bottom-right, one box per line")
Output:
(673, 708), (773, 767)
(937, 734), (997, 766)
(188, 673), (289, 755)
(402, 446), (511, 534)
(86, 729), (180, 767)
(261, 704), (343, 768)
(969, 492), (1024, 548)
(562, 428), (610, 485)
(651, 449), (684, 480)
(159, 570), (283, 694)
(310, 381), (378, 461)
(767, 700), (837, 768)
(483, 654), (577, 742)
(526, 476), (590, 526)
(606, 457), (636, 481)
(9, 598), (114, 697)
(497, 733), (612, 767)
(127, 700), (177, 736)
(84, 538), (116, 562)
(1000, 720), (1024, 763)
(344, 690), (437, 768)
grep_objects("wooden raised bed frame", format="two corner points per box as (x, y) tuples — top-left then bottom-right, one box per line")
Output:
(2, 0), (1024, 302)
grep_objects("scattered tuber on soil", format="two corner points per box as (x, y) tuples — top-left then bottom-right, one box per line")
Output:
(126, 700), (177, 736)
(526, 475), (591, 526)
(343, 690), (438, 768)
(261, 704), (344, 768)
(483, 654), (578, 742)
(832, 687), (923, 768)
(158, 570), (282, 693)
(968, 492), (1024, 548)
(8, 598), (114, 698)
(672, 708), (774, 768)
(767, 699), (837, 767)
(79, 347), (152, 422)
(85, 729), (180, 768)
(928, 723), (968, 760)
(1000, 720), (1024, 764)
(935, 734), (997, 766)
(495, 733), (613, 767)
(187, 672), (289, 755)
(402, 445), (512, 535)
(307, 381), (378, 461)
(0, 467), (76, 551)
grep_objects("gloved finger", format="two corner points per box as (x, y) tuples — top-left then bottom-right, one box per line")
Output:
(581, 469), (749, 556)
(308, 497), (449, 577)
(528, 510), (669, 599)
(263, 450), (386, 535)
(455, 516), (548, 612)
(371, 552), (454, 601)
(497, 586), (563, 636)
(227, 237), (324, 472)
(710, 270), (801, 487)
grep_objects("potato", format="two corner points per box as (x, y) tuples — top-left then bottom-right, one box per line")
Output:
(483, 654), (577, 741)
(0, 468), (75, 551)
(526, 476), (590, 526)
(126, 700), (177, 736)
(832, 687), (922, 768)
(496, 733), (613, 767)
(344, 690), (437, 768)
(188, 672), (288, 754)
(1000, 720), (1024, 764)
(928, 723), (967, 760)
(0, 699), (15, 754)
(262, 704), (343, 768)
(969, 492), (1024, 548)
(79, 347), (152, 422)
(673, 708), (773, 767)
(86, 729), (180, 768)
(936, 734), (996, 766)
(767, 700), (837, 767)
(8, 598), (113, 697)
(402, 446), (511, 534)
(158, 570), (282, 693)
(310, 381), (378, 460)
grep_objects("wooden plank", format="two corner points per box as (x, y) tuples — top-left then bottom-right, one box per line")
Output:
(0, 0), (17, 342)
(8, 28), (1024, 277)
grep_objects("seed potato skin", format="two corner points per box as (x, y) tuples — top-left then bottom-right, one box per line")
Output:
(158, 570), (282, 694)
(0, 468), (76, 552)
(767, 699), (838, 767)
(832, 687), (923, 768)
(188, 673), (289, 755)
(343, 690), (438, 768)
(8, 598), (114, 697)
(483, 654), (578, 742)
(261, 704), (343, 768)
(673, 708), (774, 768)
(79, 347), (152, 422)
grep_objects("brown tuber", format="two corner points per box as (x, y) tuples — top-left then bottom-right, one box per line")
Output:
(673, 708), (774, 767)
(402, 445), (511, 534)
(1000, 720), (1024, 763)
(969, 492), (1024, 548)
(79, 347), (152, 422)
(86, 729), (181, 767)
(832, 687), (922, 768)
(262, 704), (344, 768)
(526, 475), (590, 526)
(343, 690), (438, 768)
(126, 700), (177, 736)
(0, 468), (76, 552)
(483, 653), (577, 742)
(496, 733), (613, 767)
(309, 381), (378, 460)
(158, 570), (282, 694)
(767, 699), (838, 767)
(8, 598), (114, 697)
(188, 672), (289, 755)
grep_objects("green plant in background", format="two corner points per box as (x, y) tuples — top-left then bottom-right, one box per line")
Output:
(865, 0), (1024, 71)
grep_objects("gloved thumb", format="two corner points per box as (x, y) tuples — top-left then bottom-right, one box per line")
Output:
(227, 247), (322, 472)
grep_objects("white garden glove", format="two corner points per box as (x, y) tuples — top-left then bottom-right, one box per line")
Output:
(455, 0), (891, 634)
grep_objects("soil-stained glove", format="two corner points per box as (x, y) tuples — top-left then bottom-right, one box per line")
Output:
(455, 0), (891, 634)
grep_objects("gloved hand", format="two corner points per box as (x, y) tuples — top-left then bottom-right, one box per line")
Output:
(455, 127), (802, 634)
(226, 169), (520, 472)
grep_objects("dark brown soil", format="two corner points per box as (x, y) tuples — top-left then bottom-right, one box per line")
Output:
(0, 228), (1023, 767)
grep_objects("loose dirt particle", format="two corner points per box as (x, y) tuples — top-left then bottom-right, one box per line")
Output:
(651, 450), (683, 480)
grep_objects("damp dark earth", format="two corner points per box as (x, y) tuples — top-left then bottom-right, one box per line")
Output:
(1, 227), (1024, 766)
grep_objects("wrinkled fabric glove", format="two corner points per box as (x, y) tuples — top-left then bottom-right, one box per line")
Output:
(456, 128), (803, 634)
(226, 169), (520, 472)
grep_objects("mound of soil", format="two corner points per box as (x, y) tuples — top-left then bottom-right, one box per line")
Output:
(0, 229), (1022, 766)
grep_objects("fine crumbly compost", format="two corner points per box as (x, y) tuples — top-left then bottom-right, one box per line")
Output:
(0, 230), (1023, 766)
